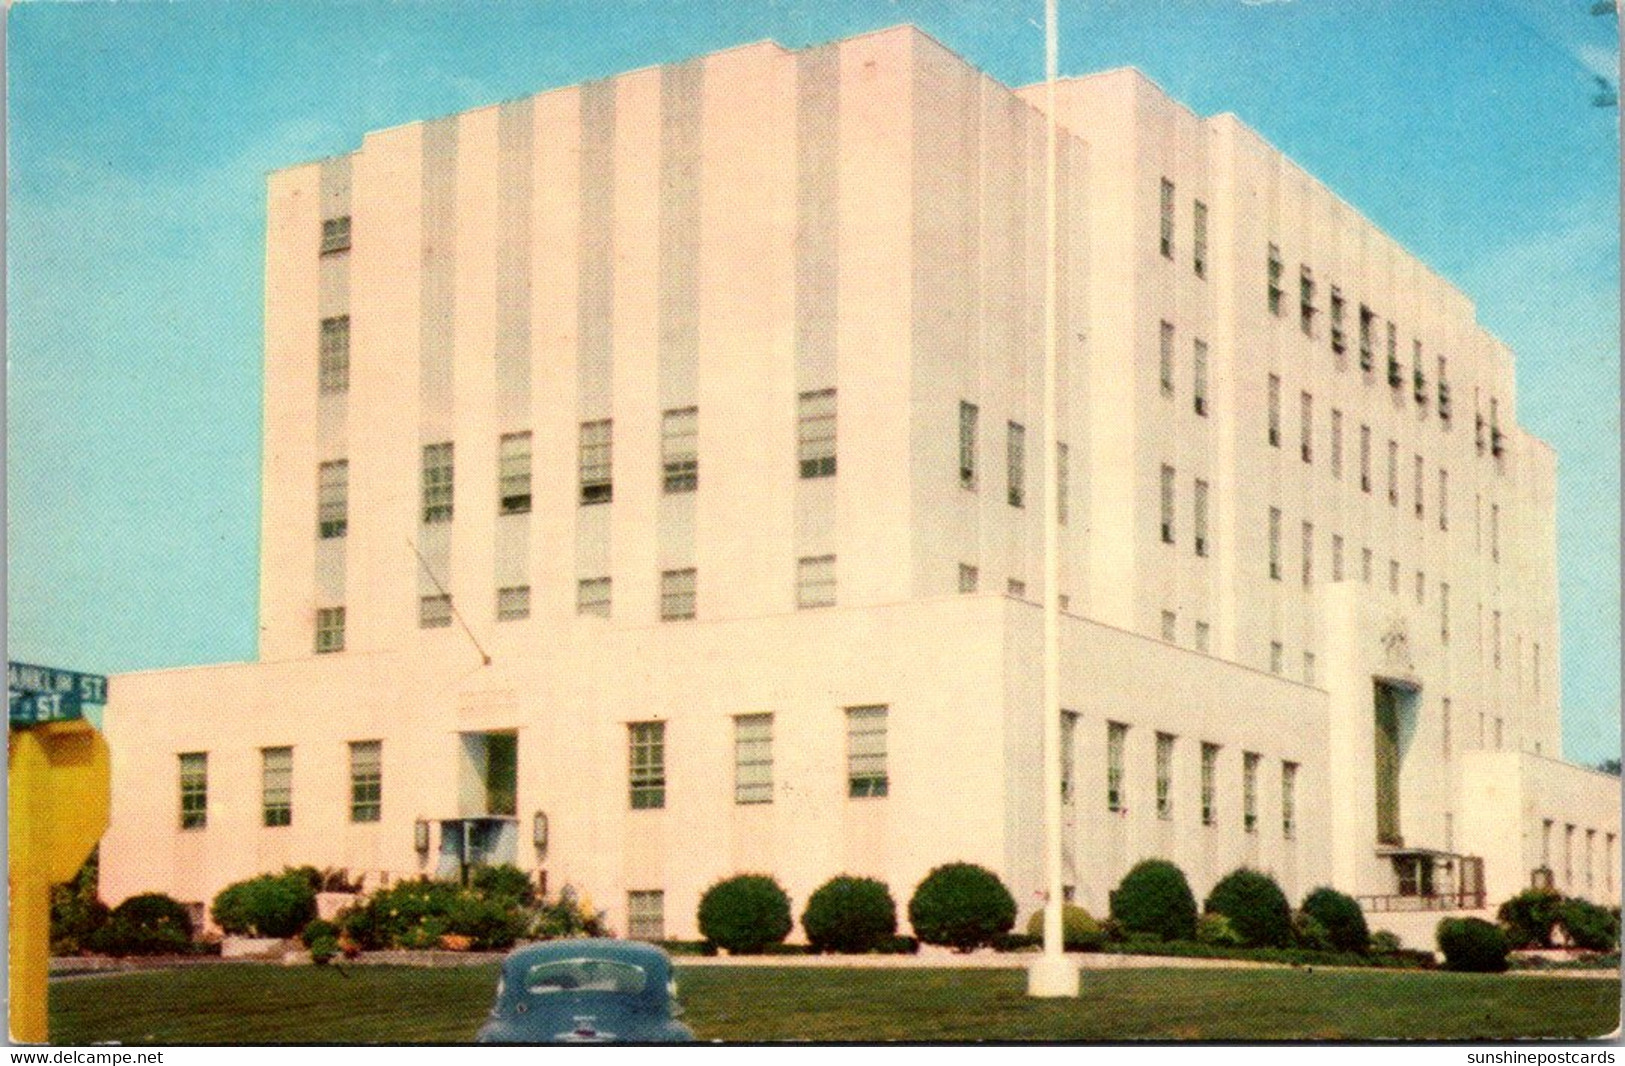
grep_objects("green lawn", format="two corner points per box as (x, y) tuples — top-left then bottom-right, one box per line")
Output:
(49, 963), (1620, 1044)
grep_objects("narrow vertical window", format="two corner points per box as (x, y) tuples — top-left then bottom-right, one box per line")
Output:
(1243, 752), (1260, 832)
(1329, 287), (1346, 353)
(1007, 422), (1026, 508)
(315, 606), (345, 654)
(421, 442), (454, 523)
(1386, 439), (1398, 506)
(1266, 243), (1283, 315)
(1107, 722), (1128, 812)
(1361, 548), (1373, 584)
(1282, 762), (1298, 838)
(734, 714), (773, 805)
(349, 741), (382, 823)
(1160, 465), (1176, 544)
(1358, 305), (1375, 369)
(179, 752), (208, 830)
(660, 569), (697, 621)
(1192, 200), (1208, 277)
(1299, 265), (1316, 335)
(1159, 178), (1175, 259)
(1300, 392), (1313, 463)
(847, 706), (889, 798)
(1270, 641), (1283, 675)
(629, 722), (666, 810)
(958, 564), (979, 593)
(1491, 504), (1500, 561)
(661, 408), (698, 494)
(1267, 374), (1281, 446)
(798, 389), (837, 478)
(1194, 621), (1211, 653)
(1303, 651), (1316, 685)
(1155, 733), (1175, 819)
(1389, 559), (1400, 594)
(262, 746), (293, 827)
(1442, 698), (1452, 756)
(1413, 339), (1428, 406)
(959, 401), (979, 488)
(319, 315), (351, 394)
(499, 432), (533, 514)
(628, 892), (665, 941)
(1332, 534), (1345, 582)
(1057, 443), (1070, 526)
(1200, 743), (1218, 825)
(1440, 582), (1451, 644)
(1439, 469), (1449, 531)
(1493, 609), (1502, 668)
(1414, 454), (1425, 518)
(1330, 409), (1343, 479)
(496, 586), (530, 622)
(576, 577), (612, 617)
(1268, 508), (1282, 580)
(1192, 339), (1208, 415)
(1060, 711), (1079, 805)
(1159, 321), (1175, 397)
(1359, 425), (1372, 493)
(1386, 321), (1400, 388)
(796, 555), (836, 610)
(317, 460), (348, 539)
(1161, 610), (1177, 643)
(320, 215), (352, 255)
(1193, 478), (1209, 557)
(579, 420), (613, 503)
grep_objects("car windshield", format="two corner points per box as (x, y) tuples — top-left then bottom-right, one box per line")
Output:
(523, 959), (648, 996)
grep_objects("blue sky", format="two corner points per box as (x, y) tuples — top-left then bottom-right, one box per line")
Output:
(7, 0), (1619, 762)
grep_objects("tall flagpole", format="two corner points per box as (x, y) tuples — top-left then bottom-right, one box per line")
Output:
(1028, 0), (1081, 1000)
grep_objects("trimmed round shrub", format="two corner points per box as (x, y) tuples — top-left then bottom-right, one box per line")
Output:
(907, 863), (1018, 951)
(51, 886), (110, 956)
(1291, 911), (1334, 952)
(1369, 930), (1403, 954)
(470, 864), (537, 907)
(212, 872), (317, 939)
(301, 919), (339, 948)
(1437, 917), (1509, 973)
(1558, 898), (1620, 952)
(1497, 888), (1564, 949)
(802, 876), (897, 954)
(308, 935), (339, 965)
(1204, 868), (1292, 948)
(446, 894), (527, 951)
(1024, 903), (1105, 951)
(88, 893), (194, 956)
(697, 875), (793, 955)
(1195, 912), (1244, 947)
(1301, 886), (1370, 953)
(1110, 860), (1198, 942)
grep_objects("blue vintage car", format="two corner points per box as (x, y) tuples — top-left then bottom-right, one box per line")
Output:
(475, 940), (695, 1043)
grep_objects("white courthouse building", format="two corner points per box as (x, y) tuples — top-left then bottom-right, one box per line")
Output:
(101, 26), (1619, 943)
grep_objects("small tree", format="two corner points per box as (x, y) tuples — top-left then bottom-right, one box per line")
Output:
(1024, 903), (1105, 951)
(1497, 888), (1564, 949)
(211, 871), (318, 939)
(1300, 886), (1370, 953)
(88, 893), (194, 956)
(802, 876), (897, 954)
(907, 863), (1017, 951)
(1109, 860), (1197, 942)
(1204, 868), (1293, 948)
(697, 875), (793, 954)
(1437, 917), (1509, 973)
(1559, 898), (1620, 952)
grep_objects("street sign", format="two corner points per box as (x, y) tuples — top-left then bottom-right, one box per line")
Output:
(7, 662), (108, 705)
(8, 691), (83, 727)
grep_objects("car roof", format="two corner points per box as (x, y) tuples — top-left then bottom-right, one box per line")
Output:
(503, 939), (672, 975)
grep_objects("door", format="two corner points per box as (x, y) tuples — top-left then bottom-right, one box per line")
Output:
(1374, 683), (1402, 846)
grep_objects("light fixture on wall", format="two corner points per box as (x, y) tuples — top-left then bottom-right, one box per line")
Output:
(414, 818), (431, 854)
(533, 811), (549, 857)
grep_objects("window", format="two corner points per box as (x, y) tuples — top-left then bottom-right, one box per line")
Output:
(1193, 200), (1208, 276)
(1389, 559), (1400, 594)
(349, 741), (382, 823)
(1061, 711), (1079, 804)
(1442, 698), (1452, 756)
(798, 389), (837, 478)
(1299, 265), (1316, 335)
(422, 442), (454, 523)
(1330, 410), (1343, 479)
(1193, 339), (1208, 416)
(629, 722), (666, 809)
(1542, 819), (1554, 867)
(1361, 548), (1373, 584)
(847, 705), (888, 798)
(1332, 534), (1345, 582)
(1194, 621), (1210, 653)
(1386, 440), (1398, 506)
(1359, 425), (1372, 493)
(1386, 321), (1400, 388)
(1586, 829), (1596, 890)
(1301, 522), (1313, 586)
(1438, 356), (1452, 421)
(1200, 743), (1218, 825)
(1267, 374), (1281, 446)
(1413, 339), (1428, 406)
(1266, 243), (1283, 315)
(1007, 422), (1026, 508)
(661, 408), (698, 494)
(1159, 178), (1175, 258)
(1303, 651), (1316, 685)
(497, 432), (532, 514)
(1193, 479), (1209, 557)
(1155, 733), (1175, 819)
(1493, 609), (1502, 668)
(734, 714), (773, 805)
(1243, 752), (1260, 832)
(959, 401), (979, 488)
(958, 564), (979, 593)
(1057, 443), (1070, 525)
(315, 606), (345, 654)
(420, 594), (452, 629)
(579, 420), (613, 503)
(1534, 643), (1542, 696)
(496, 586), (530, 622)
(1330, 287), (1346, 353)
(1007, 579), (1027, 599)
(1268, 508), (1282, 580)
(1300, 392), (1313, 463)
(1160, 465), (1175, 544)
(1414, 454), (1425, 518)
(796, 555), (836, 610)
(1107, 722), (1128, 812)
(576, 577), (611, 617)
(628, 891), (665, 941)
(1490, 504), (1500, 561)
(660, 569), (696, 621)
(1269, 641), (1283, 675)
(1159, 321), (1175, 397)
(320, 215), (352, 255)
(1161, 610), (1177, 643)
(1358, 304), (1375, 369)
(1415, 570), (1425, 605)
(179, 752), (208, 830)
(317, 460), (348, 539)
(1282, 762), (1298, 838)
(320, 315), (350, 394)
(1565, 824), (1575, 886)
(262, 747), (292, 827)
